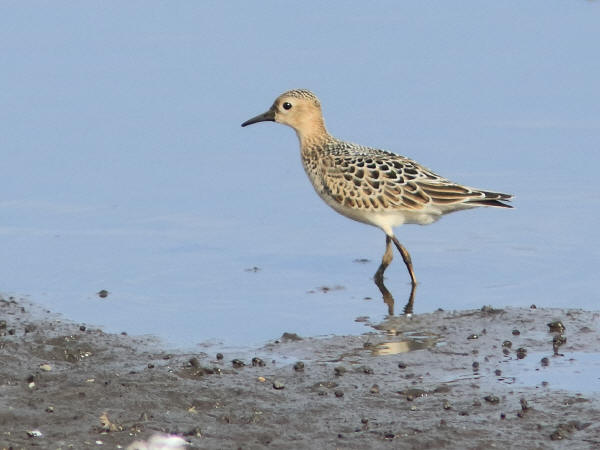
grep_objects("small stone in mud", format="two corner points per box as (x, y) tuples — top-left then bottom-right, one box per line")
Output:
(79, 325), (86, 331)
(46, 406), (54, 413)
(494, 369), (502, 376)
(280, 332), (302, 342)
(189, 357), (200, 368)
(362, 366), (374, 374)
(502, 340), (512, 348)
(26, 430), (43, 438)
(232, 359), (245, 368)
(530, 304), (537, 309)
(335, 390), (344, 398)
(472, 361), (479, 370)
(516, 347), (527, 359)
(553, 335), (567, 354)
(548, 320), (566, 333)
(500, 413), (506, 419)
(550, 429), (567, 441)
(502, 348), (510, 356)
(484, 395), (500, 404)
(252, 357), (266, 367)
(293, 361), (305, 371)
(272, 379), (285, 390)
(443, 400), (452, 410)
(317, 389), (327, 396)
(97, 290), (109, 298)
(39, 364), (52, 372)
(0, 320), (6, 329)
(147, 363), (154, 369)
(370, 384), (380, 394)
(216, 353), (223, 360)
(398, 361), (407, 369)
(334, 366), (346, 376)
(541, 357), (550, 367)
(400, 388), (426, 401)
(467, 334), (478, 340)
(512, 329), (520, 336)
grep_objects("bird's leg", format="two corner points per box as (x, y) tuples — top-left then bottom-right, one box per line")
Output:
(391, 236), (417, 286)
(374, 235), (394, 283)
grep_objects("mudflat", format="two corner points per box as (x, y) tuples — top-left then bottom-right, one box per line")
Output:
(1, 296), (599, 449)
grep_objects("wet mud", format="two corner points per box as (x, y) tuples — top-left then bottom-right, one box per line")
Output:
(1, 296), (600, 449)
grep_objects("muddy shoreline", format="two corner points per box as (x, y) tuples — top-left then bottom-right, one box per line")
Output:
(1, 295), (599, 449)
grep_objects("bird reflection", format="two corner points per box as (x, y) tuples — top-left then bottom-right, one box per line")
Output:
(374, 269), (416, 316)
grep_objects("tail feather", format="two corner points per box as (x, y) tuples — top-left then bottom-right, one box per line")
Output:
(468, 190), (513, 208)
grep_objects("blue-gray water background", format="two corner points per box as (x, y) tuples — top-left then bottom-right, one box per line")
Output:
(1, 2), (598, 349)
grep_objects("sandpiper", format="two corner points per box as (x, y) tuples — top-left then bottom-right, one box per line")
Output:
(241, 89), (512, 285)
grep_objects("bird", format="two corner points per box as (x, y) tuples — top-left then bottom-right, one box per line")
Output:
(241, 89), (512, 286)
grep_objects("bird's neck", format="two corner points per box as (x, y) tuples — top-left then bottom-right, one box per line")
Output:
(295, 118), (330, 150)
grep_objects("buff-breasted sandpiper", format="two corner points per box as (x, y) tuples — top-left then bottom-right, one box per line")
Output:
(241, 89), (512, 286)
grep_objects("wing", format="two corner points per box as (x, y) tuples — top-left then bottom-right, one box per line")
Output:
(320, 145), (512, 211)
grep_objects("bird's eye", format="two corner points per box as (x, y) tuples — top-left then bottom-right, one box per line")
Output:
(282, 102), (292, 110)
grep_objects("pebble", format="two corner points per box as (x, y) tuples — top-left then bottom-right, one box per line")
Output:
(216, 353), (224, 360)
(334, 366), (346, 376)
(334, 390), (344, 398)
(484, 395), (500, 404)
(362, 366), (374, 374)
(398, 361), (407, 369)
(370, 384), (380, 394)
(39, 364), (52, 371)
(541, 357), (550, 367)
(548, 320), (566, 333)
(293, 361), (305, 371)
(272, 379), (285, 390)
(252, 357), (265, 367)
(512, 329), (520, 336)
(232, 359), (245, 368)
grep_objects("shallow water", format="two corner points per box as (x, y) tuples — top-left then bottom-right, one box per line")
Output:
(1, 3), (599, 350)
